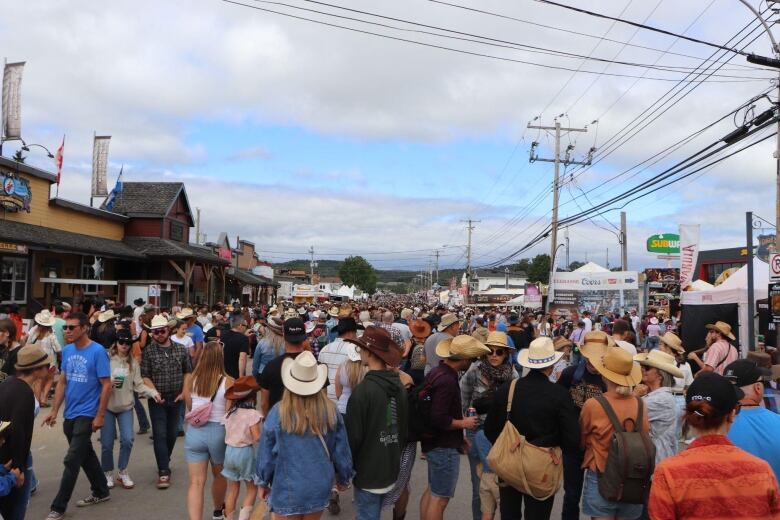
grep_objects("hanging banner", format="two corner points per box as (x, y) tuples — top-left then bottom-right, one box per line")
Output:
(1, 62), (24, 140)
(679, 224), (700, 290)
(524, 283), (542, 308)
(91, 135), (110, 197)
(550, 271), (638, 291)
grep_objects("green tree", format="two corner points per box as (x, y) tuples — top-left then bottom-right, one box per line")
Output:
(568, 260), (585, 271)
(527, 254), (551, 284)
(12, 150), (25, 163)
(339, 255), (378, 294)
(515, 258), (531, 274)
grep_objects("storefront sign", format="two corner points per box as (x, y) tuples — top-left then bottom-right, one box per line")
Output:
(0, 173), (31, 212)
(646, 233), (680, 254)
(472, 293), (514, 304)
(218, 247), (232, 261)
(149, 284), (160, 297)
(524, 283), (542, 307)
(769, 282), (780, 324)
(0, 241), (27, 254)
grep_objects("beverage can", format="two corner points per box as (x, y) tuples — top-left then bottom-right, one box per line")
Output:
(467, 407), (478, 417)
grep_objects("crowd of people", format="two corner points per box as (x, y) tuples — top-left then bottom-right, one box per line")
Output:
(0, 298), (779, 520)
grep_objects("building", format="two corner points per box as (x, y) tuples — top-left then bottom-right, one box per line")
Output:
(694, 247), (750, 284)
(468, 268), (528, 305)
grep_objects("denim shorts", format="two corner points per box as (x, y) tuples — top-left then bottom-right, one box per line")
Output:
(426, 447), (460, 498)
(222, 445), (256, 481)
(581, 469), (643, 519)
(185, 422), (226, 464)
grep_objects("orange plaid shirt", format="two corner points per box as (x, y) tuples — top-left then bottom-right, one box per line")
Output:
(648, 435), (780, 520)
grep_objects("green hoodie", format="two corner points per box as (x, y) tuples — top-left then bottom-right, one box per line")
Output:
(345, 370), (409, 490)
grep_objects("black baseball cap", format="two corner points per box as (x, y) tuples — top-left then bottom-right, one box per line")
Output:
(686, 372), (745, 415)
(724, 359), (771, 388)
(115, 330), (132, 343)
(284, 318), (307, 343)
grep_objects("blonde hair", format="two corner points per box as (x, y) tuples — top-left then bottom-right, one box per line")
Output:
(191, 341), (226, 397)
(264, 327), (286, 357)
(278, 388), (337, 436)
(344, 359), (366, 389)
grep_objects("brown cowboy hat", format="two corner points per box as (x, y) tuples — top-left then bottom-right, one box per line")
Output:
(408, 319), (432, 340)
(706, 321), (736, 341)
(338, 304), (354, 318)
(344, 326), (402, 367)
(553, 335), (573, 351)
(224, 376), (261, 400)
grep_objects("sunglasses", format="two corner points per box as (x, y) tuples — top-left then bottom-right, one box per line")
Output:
(117, 340), (132, 346)
(64, 325), (82, 331)
(488, 348), (507, 356)
(151, 328), (168, 335)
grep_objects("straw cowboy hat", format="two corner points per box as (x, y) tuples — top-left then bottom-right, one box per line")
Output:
(485, 331), (514, 350)
(176, 307), (195, 320)
(149, 314), (170, 330)
(224, 376), (261, 401)
(345, 326), (401, 367)
(97, 309), (117, 323)
(34, 309), (56, 327)
(580, 331), (613, 360)
(518, 337), (564, 369)
(659, 332), (685, 353)
(328, 306), (340, 318)
(338, 304), (353, 318)
(437, 313), (462, 332)
(14, 344), (51, 371)
(435, 335), (491, 360)
(591, 346), (642, 387)
(281, 351), (328, 396)
(409, 319), (432, 340)
(553, 335), (573, 351)
(706, 321), (736, 341)
(634, 350), (683, 378)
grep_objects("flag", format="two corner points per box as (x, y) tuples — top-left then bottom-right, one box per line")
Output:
(104, 165), (123, 211)
(55, 135), (65, 185)
(679, 224), (700, 290)
(91, 135), (110, 197)
(2, 62), (24, 140)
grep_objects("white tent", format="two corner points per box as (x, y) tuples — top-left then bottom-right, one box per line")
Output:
(574, 261), (610, 273)
(689, 279), (714, 291)
(681, 257), (768, 352)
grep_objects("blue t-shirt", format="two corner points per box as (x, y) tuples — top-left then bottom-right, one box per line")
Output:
(188, 324), (204, 345)
(61, 341), (111, 420)
(728, 407), (780, 482)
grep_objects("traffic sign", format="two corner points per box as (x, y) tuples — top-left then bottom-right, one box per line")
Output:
(771, 253), (780, 280)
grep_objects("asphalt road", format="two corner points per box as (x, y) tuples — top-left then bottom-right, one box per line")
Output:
(25, 411), (584, 520)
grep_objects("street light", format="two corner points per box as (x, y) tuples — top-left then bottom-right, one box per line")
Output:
(20, 140), (55, 158)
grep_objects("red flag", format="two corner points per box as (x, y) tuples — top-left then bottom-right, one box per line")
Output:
(55, 135), (65, 185)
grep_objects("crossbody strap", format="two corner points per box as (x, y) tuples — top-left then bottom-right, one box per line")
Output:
(318, 434), (330, 459)
(210, 377), (223, 402)
(714, 344), (736, 369)
(594, 394), (624, 433)
(505, 378), (519, 420)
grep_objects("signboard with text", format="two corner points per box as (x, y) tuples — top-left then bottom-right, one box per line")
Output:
(646, 233), (680, 254)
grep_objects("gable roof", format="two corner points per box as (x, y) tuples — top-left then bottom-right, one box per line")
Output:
(102, 182), (194, 224)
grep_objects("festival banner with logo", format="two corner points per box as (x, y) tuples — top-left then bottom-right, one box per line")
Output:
(679, 224), (700, 290)
(550, 271), (639, 314)
(91, 135), (111, 197)
(524, 283), (542, 308)
(1, 62), (24, 140)
(0, 173), (31, 212)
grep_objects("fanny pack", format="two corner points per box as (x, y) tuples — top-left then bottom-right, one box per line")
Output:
(185, 377), (222, 428)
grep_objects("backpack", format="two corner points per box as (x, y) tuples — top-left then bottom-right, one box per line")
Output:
(594, 395), (656, 504)
(407, 371), (444, 442)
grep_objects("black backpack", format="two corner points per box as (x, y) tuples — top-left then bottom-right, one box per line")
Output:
(595, 395), (656, 504)
(407, 372), (444, 442)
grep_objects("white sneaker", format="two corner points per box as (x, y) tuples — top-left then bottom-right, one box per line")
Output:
(117, 470), (134, 489)
(104, 472), (114, 489)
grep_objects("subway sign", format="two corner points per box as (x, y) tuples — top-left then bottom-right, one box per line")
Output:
(647, 234), (680, 254)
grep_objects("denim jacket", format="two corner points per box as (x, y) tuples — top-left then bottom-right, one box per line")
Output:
(252, 338), (279, 381)
(255, 403), (353, 515)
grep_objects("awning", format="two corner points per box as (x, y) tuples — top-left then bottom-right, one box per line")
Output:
(40, 278), (118, 286)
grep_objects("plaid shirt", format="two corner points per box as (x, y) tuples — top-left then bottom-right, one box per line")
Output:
(141, 340), (192, 397)
(763, 386), (780, 414)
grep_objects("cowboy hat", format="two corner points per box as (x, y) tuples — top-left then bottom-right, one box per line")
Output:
(659, 332), (684, 353)
(61, 301), (72, 311)
(14, 344), (51, 371)
(580, 331), (612, 360)
(346, 343), (361, 362)
(634, 350), (683, 378)
(591, 346), (642, 387)
(150, 314), (170, 330)
(518, 337), (564, 369)
(133, 297), (146, 307)
(345, 326), (401, 367)
(97, 309), (117, 323)
(485, 331), (514, 350)
(338, 304), (353, 318)
(304, 321), (315, 334)
(328, 306), (340, 318)
(176, 307), (195, 320)
(436, 335), (491, 360)
(553, 335), (573, 351)
(266, 316), (284, 334)
(281, 351), (328, 396)
(437, 313), (461, 332)
(409, 319), (431, 340)
(224, 376), (261, 401)
(0, 421), (9, 436)
(706, 321), (736, 341)
(400, 308), (413, 320)
(34, 309), (56, 327)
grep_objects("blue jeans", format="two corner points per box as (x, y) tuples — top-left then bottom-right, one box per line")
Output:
(0, 452), (33, 520)
(134, 393), (150, 431)
(582, 469), (642, 519)
(100, 409), (135, 471)
(148, 399), (183, 475)
(354, 487), (388, 520)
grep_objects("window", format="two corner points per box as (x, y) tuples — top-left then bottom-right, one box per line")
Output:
(170, 220), (185, 242)
(1, 257), (27, 303)
(705, 262), (744, 283)
(81, 256), (100, 295)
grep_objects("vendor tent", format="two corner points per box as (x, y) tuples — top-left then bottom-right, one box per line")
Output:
(680, 257), (768, 354)
(574, 262), (610, 273)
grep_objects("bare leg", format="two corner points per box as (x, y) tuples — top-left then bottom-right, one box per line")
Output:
(211, 463), (227, 514)
(242, 481), (258, 509)
(424, 495), (450, 520)
(420, 487), (431, 520)
(187, 461), (208, 520)
(394, 487), (410, 519)
(225, 480), (240, 518)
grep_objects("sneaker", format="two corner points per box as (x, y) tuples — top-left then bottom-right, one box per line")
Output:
(117, 470), (134, 489)
(137, 427), (149, 435)
(157, 474), (171, 489)
(45, 511), (64, 520)
(327, 491), (340, 515)
(104, 472), (114, 489)
(75, 494), (110, 507)
(212, 507), (225, 520)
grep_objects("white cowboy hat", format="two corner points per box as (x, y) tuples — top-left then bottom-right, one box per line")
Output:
(150, 314), (170, 329)
(176, 307), (195, 320)
(304, 321), (315, 334)
(97, 309), (117, 323)
(518, 337), (563, 369)
(281, 351), (328, 396)
(34, 309), (56, 327)
(634, 349), (683, 378)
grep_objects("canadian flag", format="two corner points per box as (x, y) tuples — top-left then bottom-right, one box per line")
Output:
(55, 135), (65, 185)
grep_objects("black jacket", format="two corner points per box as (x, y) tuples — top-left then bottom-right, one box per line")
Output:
(483, 370), (580, 451)
(0, 377), (35, 470)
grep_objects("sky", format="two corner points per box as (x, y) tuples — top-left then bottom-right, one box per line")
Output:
(3, 0), (778, 272)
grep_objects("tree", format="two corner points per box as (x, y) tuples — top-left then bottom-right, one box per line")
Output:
(515, 258), (531, 274)
(339, 256), (378, 294)
(527, 254), (551, 284)
(12, 150), (25, 163)
(568, 260), (586, 271)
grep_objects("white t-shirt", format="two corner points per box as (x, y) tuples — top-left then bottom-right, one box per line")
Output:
(582, 317), (593, 333)
(172, 334), (195, 352)
(318, 338), (351, 403)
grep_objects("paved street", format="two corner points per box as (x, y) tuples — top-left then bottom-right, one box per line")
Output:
(25, 410), (582, 520)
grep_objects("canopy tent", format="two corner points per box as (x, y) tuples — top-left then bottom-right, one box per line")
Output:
(681, 257), (768, 353)
(689, 279), (715, 291)
(573, 261), (610, 273)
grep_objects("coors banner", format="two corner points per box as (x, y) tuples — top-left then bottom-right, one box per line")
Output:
(92, 135), (111, 197)
(679, 224), (700, 290)
(2, 62), (25, 140)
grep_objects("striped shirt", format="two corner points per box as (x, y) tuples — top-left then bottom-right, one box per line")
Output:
(648, 435), (780, 520)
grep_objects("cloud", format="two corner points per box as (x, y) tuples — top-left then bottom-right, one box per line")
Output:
(227, 145), (273, 161)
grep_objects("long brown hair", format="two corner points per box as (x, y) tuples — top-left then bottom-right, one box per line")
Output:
(191, 341), (226, 397)
(278, 388), (337, 436)
(109, 341), (138, 374)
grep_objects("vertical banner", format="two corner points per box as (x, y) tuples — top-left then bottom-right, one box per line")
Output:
(92, 135), (110, 197)
(2, 62), (25, 140)
(679, 224), (700, 290)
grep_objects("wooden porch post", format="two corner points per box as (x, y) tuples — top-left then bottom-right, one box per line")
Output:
(169, 259), (196, 305)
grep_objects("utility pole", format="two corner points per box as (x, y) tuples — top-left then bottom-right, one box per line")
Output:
(461, 219), (480, 306)
(620, 211), (628, 271)
(195, 207), (201, 245)
(309, 246), (318, 283)
(434, 249), (440, 285)
(564, 226), (570, 270)
(528, 119), (591, 310)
